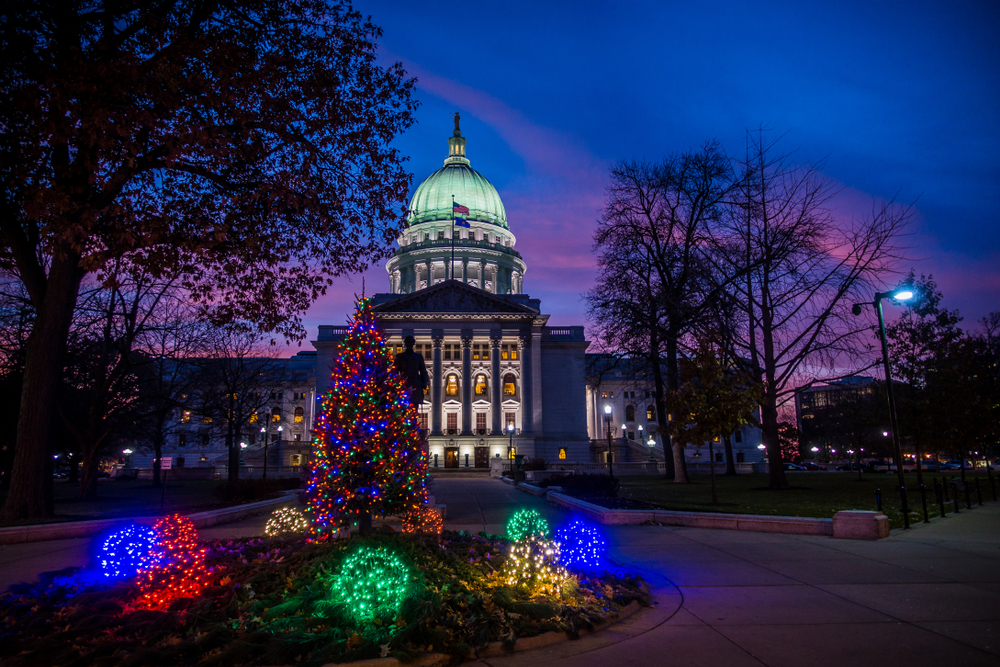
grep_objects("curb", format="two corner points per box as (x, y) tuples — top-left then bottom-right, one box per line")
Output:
(319, 600), (644, 667)
(0, 491), (299, 545)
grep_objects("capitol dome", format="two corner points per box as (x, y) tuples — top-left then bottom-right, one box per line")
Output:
(385, 115), (525, 296)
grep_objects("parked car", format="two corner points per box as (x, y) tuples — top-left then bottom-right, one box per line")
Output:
(800, 463), (827, 471)
(836, 462), (863, 471)
(865, 460), (891, 473)
(920, 460), (939, 472)
(941, 460), (973, 470)
(783, 462), (806, 470)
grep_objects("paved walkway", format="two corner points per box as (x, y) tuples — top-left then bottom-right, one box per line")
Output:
(1, 478), (997, 666)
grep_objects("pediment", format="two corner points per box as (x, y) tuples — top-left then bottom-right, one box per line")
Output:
(372, 280), (538, 316)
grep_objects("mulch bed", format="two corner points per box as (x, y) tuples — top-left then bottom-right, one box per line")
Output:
(0, 529), (648, 666)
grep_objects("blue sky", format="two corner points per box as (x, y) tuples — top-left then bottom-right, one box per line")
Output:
(296, 0), (999, 346)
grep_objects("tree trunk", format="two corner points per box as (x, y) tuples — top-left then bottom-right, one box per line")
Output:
(79, 444), (100, 498)
(709, 441), (718, 504)
(666, 332), (689, 483)
(723, 432), (737, 475)
(227, 422), (238, 483)
(650, 346), (675, 479)
(1, 254), (83, 521)
(152, 413), (166, 487)
(761, 394), (788, 489)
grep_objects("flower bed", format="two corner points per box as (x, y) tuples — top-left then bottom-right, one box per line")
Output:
(0, 529), (648, 666)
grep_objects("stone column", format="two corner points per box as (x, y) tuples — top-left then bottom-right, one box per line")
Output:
(491, 338), (502, 435)
(431, 335), (443, 435)
(519, 334), (533, 434)
(478, 261), (485, 290)
(424, 260), (432, 288)
(462, 259), (468, 285)
(461, 335), (473, 435)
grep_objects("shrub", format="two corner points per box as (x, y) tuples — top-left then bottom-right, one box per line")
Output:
(557, 473), (619, 498)
(522, 457), (548, 471)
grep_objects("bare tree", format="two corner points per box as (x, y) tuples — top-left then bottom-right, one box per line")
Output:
(199, 326), (284, 483)
(587, 143), (742, 483)
(726, 132), (910, 489)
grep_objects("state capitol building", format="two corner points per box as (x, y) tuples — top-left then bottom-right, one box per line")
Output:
(132, 119), (763, 474)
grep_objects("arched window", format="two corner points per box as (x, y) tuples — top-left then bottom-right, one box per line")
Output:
(271, 407), (281, 422)
(625, 404), (635, 421)
(503, 373), (517, 396)
(294, 406), (304, 423)
(475, 374), (488, 396)
(647, 405), (656, 422)
(446, 374), (459, 396)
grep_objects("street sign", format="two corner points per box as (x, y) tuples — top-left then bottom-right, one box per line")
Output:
(161, 457), (172, 470)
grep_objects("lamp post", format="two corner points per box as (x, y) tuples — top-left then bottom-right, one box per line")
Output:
(647, 436), (656, 462)
(507, 422), (514, 470)
(240, 441), (247, 466)
(854, 286), (914, 528)
(122, 448), (133, 466)
(604, 404), (614, 479)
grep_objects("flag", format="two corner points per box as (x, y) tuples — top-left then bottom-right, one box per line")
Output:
(453, 202), (470, 215)
(454, 217), (470, 228)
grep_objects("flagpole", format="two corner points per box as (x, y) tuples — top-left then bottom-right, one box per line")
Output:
(451, 194), (456, 281)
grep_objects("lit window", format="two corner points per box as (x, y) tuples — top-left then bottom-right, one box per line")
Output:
(181, 410), (191, 423)
(446, 374), (459, 396)
(272, 407), (281, 422)
(472, 344), (480, 360)
(178, 433), (187, 447)
(508, 447), (517, 459)
(203, 415), (213, 424)
(294, 406), (304, 423)
(505, 412), (516, 428)
(249, 413), (258, 423)
(503, 374), (517, 396)
(647, 405), (656, 421)
(559, 448), (567, 460)
(482, 344), (489, 360)
(476, 412), (487, 432)
(475, 374), (488, 395)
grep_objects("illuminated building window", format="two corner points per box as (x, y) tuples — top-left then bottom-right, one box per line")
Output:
(446, 374), (459, 396)
(181, 410), (191, 423)
(294, 406), (304, 423)
(647, 405), (656, 421)
(271, 407), (281, 422)
(476, 412), (487, 433)
(559, 448), (567, 460)
(249, 413), (258, 423)
(503, 373), (517, 396)
(202, 415), (213, 424)
(475, 374), (488, 395)
(419, 412), (428, 432)
(178, 433), (187, 447)
(501, 343), (518, 360)
(508, 447), (517, 459)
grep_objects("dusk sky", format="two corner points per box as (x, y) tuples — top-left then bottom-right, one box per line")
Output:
(295, 0), (999, 350)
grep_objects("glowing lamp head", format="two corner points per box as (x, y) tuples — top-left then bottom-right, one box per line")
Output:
(507, 422), (514, 433)
(604, 404), (612, 416)
(893, 289), (914, 301)
(647, 437), (655, 447)
(811, 447), (819, 452)
(758, 444), (766, 450)
(240, 442), (247, 449)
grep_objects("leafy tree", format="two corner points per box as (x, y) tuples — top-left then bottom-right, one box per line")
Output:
(0, 1), (416, 520)
(664, 342), (762, 503)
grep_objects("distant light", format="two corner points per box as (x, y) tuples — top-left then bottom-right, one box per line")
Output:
(240, 442), (247, 449)
(604, 404), (612, 415)
(123, 449), (133, 455)
(757, 444), (766, 450)
(648, 437), (655, 447)
(831, 449), (837, 453)
(811, 447), (819, 452)
(507, 422), (514, 433)
(883, 431), (889, 437)
(893, 289), (914, 301)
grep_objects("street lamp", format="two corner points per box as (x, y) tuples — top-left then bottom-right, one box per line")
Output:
(507, 421), (515, 467)
(757, 443), (766, 461)
(647, 436), (656, 462)
(604, 404), (614, 479)
(638, 424), (644, 449)
(240, 441), (247, 466)
(122, 448), (133, 466)
(853, 285), (914, 528)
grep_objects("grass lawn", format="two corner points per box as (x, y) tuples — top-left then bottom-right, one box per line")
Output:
(0, 478), (283, 527)
(618, 470), (998, 528)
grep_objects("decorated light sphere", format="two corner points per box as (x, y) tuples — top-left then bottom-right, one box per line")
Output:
(135, 514), (209, 610)
(402, 507), (443, 538)
(333, 546), (410, 621)
(265, 507), (310, 536)
(506, 508), (549, 542)
(502, 534), (569, 597)
(554, 519), (606, 570)
(99, 524), (158, 578)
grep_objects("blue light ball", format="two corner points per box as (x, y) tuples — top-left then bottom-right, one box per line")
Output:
(555, 520), (606, 570)
(100, 524), (158, 578)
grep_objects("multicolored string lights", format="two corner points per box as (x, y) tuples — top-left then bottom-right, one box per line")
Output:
(401, 506), (443, 538)
(333, 546), (411, 621)
(502, 535), (569, 597)
(265, 507), (310, 537)
(135, 514), (209, 610)
(554, 519), (606, 570)
(506, 508), (549, 542)
(305, 298), (429, 536)
(99, 524), (158, 578)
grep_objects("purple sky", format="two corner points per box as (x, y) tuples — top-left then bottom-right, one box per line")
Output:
(292, 0), (999, 352)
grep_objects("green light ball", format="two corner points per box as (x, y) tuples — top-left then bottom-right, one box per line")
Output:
(507, 509), (549, 542)
(333, 546), (410, 621)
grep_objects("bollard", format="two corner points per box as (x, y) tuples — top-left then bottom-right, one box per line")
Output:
(920, 483), (929, 523)
(976, 478), (983, 506)
(936, 479), (946, 518)
(952, 480), (961, 513)
(875, 488), (882, 512)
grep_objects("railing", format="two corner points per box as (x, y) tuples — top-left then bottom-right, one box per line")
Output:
(541, 327), (586, 342)
(394, 238), (524, 260)
(214, 465), (304, 479)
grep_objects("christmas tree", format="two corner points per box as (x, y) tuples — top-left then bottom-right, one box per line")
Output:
(306, 298), (429, 535)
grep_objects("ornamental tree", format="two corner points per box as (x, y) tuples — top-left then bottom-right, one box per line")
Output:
(0, 1), (416, 520)
(306, 298), (428, 535)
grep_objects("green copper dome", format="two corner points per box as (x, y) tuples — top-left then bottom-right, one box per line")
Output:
(407, 120), (508, 229)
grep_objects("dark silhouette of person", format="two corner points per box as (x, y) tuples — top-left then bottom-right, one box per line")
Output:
(394, 335), (429, 408)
